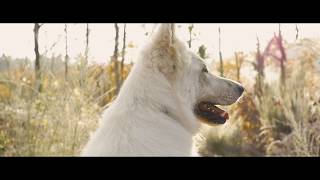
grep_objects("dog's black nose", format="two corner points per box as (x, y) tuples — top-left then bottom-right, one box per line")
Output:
(237, 85), (245, 94)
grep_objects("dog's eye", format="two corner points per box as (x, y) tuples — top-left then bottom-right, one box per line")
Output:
(202, 66), (208, 73)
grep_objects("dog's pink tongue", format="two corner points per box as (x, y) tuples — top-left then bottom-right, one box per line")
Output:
(198, 102), (229, 121)
(211, 106), (229, 120)
(220, 111), (229, 120)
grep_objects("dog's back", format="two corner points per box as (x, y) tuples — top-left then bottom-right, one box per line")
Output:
(81, 92), (194, 156)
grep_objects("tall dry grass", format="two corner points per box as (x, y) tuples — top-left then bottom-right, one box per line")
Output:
(199, 39), (320, 156)
(0, 55), (132, 156)
(0, 38), (320, 156)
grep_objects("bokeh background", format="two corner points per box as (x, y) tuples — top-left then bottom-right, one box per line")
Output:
(0, 23), (319, 156)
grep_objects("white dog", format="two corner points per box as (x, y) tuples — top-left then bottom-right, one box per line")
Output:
(81, 24), (244, 156)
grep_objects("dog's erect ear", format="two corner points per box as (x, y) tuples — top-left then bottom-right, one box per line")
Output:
(149, 24), (183, 78)
(153, 23), (177, 48)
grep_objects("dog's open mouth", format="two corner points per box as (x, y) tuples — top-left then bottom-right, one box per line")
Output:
(194, 101), (229, 125)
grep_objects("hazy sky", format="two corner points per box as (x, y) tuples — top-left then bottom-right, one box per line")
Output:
(1, 23), (320, 64)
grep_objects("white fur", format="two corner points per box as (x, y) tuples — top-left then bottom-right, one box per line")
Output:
(81, 24), (243, 156)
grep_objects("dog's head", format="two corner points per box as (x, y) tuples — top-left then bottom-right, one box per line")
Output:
(143, 24), (244, 125)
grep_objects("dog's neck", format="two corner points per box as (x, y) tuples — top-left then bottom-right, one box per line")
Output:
(164, 88), (200, 134)
(159, 103), (194, 133)
(117, 65), (200, 135)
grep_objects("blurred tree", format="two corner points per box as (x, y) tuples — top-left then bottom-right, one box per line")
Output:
(218, 27), (224, 77)
(234, 52), (245, 82)
(64, 24), (69, 80)
(85, 24), (89, 63)
(120, 24), (127, 85)
(0, 54), (10, 72)
(113, 23), (120, 94)
(263, 26), (287, 87)
(253, 36), (265, 98)
(80, 24), (90, 88)
(254, 37), (264, 76)
(295, 24), (299, 41)
(187, 24), (194, 48)
(34, 23), (43, 93)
